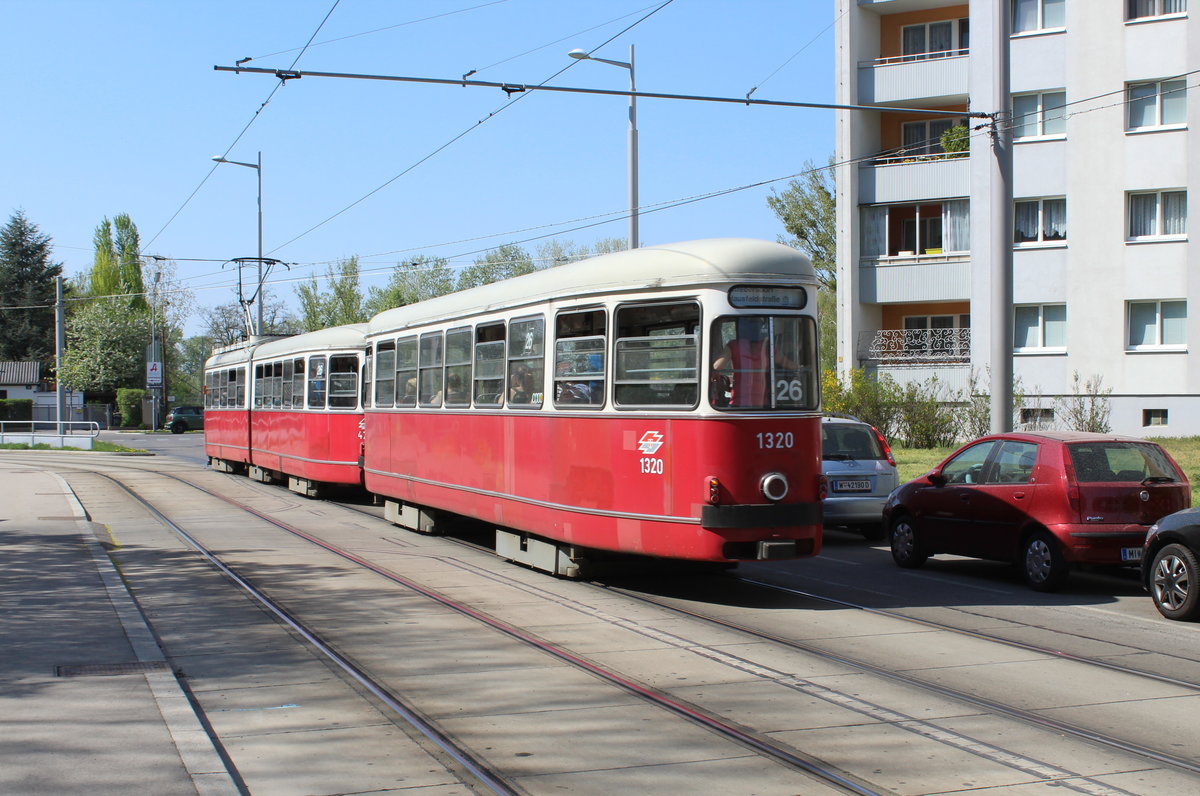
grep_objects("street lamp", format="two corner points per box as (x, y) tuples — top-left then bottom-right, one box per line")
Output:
(212, 152), (264, 335)
(568, 46), (638, 249)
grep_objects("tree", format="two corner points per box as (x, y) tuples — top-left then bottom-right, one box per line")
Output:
(295, 256), (368, 332)
(83, 214), (147, 308)
(0, 210), (63, 364)
(365, 255), (456, 316)
(456, 243), (536, 291)
(767, 158), (836, 290)
(203, 297), (299, 347)
(58, 298), (151, 392)
(173, 334), (214, 404)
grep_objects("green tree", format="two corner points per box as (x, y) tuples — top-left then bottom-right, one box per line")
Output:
(83, 214), (147, 309)
(295, 256), (368, 332)
(0, 210), (63, 364)
(365, 254), (456, 315)
(173, 334), (214, 404)
(58, 298), (151, 391)
(767, 157), (836, 290)
(456, 243), (535, 291)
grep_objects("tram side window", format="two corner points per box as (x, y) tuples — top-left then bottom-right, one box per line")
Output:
(328, 355), (359, 409)
(709, 315), (818, 411)
(282, 359), (294, 407)
(292, 359), (304, 409)
(474, 323), (505, 406)
(215, 370), (226, 408)
(554, 310), (606, 408)
(254, 364), (265, 408)
(396, 336), (417, 406)
(614, 303), (700, 408)
(272, 361), (284, 408)
(222, 369), (232, 408)
(418, 332), (444, 407)
(374, 341), (396, 408)
(232, 368), (245, 408)
(445, 327), (472, 407)
(507, 317), (544, 408)
(361, 349), (372, 409)
(308, 355), (327, 409)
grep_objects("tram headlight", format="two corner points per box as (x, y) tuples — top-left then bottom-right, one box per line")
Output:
(760, 472), (789, 502)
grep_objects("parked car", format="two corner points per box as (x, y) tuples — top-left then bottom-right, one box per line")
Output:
(165, 405), (204, 434)
(1142, 507), (1200, 621)
(883, 431), (1189, 591)
(821, 415), (899, 539)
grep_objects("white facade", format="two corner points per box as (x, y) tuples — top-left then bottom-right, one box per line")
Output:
(836, 0), (1198, 436)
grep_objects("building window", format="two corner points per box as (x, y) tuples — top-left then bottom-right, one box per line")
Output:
(1127, 299), (1187, 349)
(1013, 91), (1066, 139)
(1143, 408), (1169, 426)
(1014, 304), (1066, 351)
(861, 200), (970, 257)
(903, 314), (970, 357)
(1019, 407), (1055, 428)
(1127, 190), (1187, 240)
(901, 118), (966, 157)
(1013, 0), (1066, 33)
(1128, 0), (1187, 21)
(1014, 198), (1066, 244)
(901, 19), (969, 59)
(1127, 79), (1187, 130)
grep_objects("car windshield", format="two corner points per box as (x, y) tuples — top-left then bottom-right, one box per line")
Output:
(1067, 441), (1180, 483)
(822, 424), (884, 460)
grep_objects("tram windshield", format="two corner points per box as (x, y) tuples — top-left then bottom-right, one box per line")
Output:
(709, 315), (818, 410)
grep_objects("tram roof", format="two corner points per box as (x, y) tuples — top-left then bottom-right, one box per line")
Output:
(368, 238), (814, 336)
(205, 324), (367, 368)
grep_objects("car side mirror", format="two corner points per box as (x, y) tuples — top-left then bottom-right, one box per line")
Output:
(928, 471), (947, 487)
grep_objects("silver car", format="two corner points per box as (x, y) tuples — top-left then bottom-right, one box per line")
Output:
(821, 415), (899, 540)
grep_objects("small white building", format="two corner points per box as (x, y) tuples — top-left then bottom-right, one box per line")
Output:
(0, 361), (84, 420)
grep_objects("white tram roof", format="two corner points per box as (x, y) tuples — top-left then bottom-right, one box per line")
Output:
(367, 238), (814, 336)
(205, 324), (367, 368)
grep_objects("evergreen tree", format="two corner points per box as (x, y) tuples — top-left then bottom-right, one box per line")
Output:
(0, 210), (63, 363)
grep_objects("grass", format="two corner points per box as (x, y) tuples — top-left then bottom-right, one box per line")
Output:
(894, 436), (1200, 507)
(0, 441), (146, 453)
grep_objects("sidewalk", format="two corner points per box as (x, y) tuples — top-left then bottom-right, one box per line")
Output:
(0, 461), (238, 795)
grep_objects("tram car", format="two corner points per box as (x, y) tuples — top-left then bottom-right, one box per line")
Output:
(362, 238), (823, 576)
(204, 324), (367, 496)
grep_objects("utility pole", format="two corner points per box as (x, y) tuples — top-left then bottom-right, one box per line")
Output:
(55, 276), (65, 430)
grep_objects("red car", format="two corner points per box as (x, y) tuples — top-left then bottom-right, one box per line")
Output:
(883, 431), (1190, 591)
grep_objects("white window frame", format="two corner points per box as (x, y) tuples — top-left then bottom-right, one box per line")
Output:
(1126, 79), (1188, 131)
(900, 19), (969, 59)
(1014, 304), (1066, 353)
(1126, 299), (1187, 351)
(1014, 197), (1067, 246)
(1127, 0), (1188, 22)
(1012, 91), (1067, 140)
(1126, 190), (1188, 241)
(1013, 0), (1066, 34)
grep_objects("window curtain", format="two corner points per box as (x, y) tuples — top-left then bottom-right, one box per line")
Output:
(1128, 302), (1158, 346)
(1161, 80), (1187, 124)
(1042, 198), (1067, 240)
(928, 22), (952, 54)
(1129, 194), (1157, 237)
(1013, 0), (1039, 32)
(861, 206), (887, 257)
(1164, 0), (1187, 14)
(942, 200), (970, 251)
(1163, 191), (1187, 235)
(1014, 201), (1039, 243)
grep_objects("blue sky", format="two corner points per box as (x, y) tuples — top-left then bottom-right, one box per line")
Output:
(1, 1), (834, 332)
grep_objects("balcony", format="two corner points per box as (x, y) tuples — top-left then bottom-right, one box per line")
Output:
(858, 253), (970, 304)
(858, 52), (968, 105)
(857, 328), (972, 391)
(859, 153), (968, 204)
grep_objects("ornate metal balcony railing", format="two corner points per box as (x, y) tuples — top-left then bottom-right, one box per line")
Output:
(859, 328), (971, 364)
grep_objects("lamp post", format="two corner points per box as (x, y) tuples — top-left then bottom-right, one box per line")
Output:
(212, 151), (264, 335)
(568, 45), (638, 249)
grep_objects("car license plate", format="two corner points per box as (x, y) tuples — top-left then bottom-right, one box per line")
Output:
(833, 479), (871, 492)
(1121, 547), (1143, 562)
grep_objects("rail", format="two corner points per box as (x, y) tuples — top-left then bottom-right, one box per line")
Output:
(0, 420), (101, 437)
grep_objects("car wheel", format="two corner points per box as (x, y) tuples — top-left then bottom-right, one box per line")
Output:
(1149, 543), (1200, 621)
(1022, 531), (1068, 592)
(889, 515), (927, 568)
(860, 523), (887, 542)
(170, 421), (186, 434)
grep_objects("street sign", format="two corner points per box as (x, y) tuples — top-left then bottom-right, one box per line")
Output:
(147, 361), (163, 387)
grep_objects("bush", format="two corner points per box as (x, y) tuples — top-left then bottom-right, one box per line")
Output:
(897, 377), (962, 448)
(0, 399), (33, 421)
(115, 388), (145, 428)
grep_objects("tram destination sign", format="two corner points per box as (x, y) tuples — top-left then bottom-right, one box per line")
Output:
(729, 285), (806, 309)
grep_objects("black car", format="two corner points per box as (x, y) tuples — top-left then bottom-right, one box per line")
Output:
(165, 405), (204, 434)
(1143, 507), (1200, 621)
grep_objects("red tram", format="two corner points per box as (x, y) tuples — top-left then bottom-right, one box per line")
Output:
(204, 325), (367, 496)
(204, 238), (823, 576)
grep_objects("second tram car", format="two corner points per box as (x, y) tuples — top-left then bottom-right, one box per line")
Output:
(362, 238), (822, 576)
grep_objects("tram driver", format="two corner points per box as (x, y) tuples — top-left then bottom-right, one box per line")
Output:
(710, 317), (801, 408)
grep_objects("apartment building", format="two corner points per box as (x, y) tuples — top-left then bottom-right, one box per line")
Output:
(835, 0), (1197, 435)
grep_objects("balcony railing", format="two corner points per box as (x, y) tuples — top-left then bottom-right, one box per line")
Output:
(858, 328), (971, 364)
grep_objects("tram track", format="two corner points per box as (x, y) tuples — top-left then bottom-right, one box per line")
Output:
(15, 451), (1200, 793)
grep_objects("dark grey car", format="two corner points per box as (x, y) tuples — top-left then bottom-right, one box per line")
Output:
(821, 415), (899, 540)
